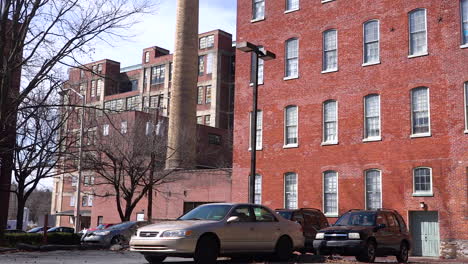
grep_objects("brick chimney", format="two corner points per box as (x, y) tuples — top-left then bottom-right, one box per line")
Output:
(166, 0), (199, 169)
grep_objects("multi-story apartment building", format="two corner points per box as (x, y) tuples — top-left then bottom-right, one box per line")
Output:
(233, 0), (467, 259)
(51, 29), (235, 229)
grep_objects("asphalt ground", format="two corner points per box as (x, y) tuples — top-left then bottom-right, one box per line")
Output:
(0, 250), (466, 264)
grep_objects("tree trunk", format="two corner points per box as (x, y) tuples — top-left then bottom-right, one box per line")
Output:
(15, 198), (25, 230)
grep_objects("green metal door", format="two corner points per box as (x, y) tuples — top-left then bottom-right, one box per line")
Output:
(410, 211), (440, 257)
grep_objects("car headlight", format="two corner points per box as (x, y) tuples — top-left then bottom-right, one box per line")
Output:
(161, 230), (193, 238)
(93, 231), (110, 236)
(315, 233), (325, 240)
(348, 232), (360, 239)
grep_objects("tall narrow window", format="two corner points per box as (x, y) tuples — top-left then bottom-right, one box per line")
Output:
(286, 0), (299, 11)
(145, 51), (150, 63)
(250, 111), (263, 150)
(197, 86), (203, 104)
(285, 38), (299, 78)
(198, 56), (205, 75)
(365, 169), (382, 210)
(323, 171), (338, 216)
(364, 94), (381, 139)
(252, 0), (265, 20)
(284, 173), (298, 209)
(411, 87), (430, 135)
(363, 20), (380, 64)
(254, 174), (262, 204)
(409, 9), (428, 56)
(206, 53), (213, 74)
(413, 167), (433, 196)
(121, 121), (127, 134)
(251, 49), (264, 85)
(323, 30), (338, 72)
(97, 79), (103, 97)
(285, 105), (298, 146)
(90, 80), (96, 97)
(204, 115), (211, 126)
(205, 86), (212, 104)
(323, 100), (337, 144)
(103, 124), (109, 136)
(462, 0), (468, 45)
(465, 82), (468, 131)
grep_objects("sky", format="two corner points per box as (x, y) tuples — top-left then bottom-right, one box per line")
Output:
(90, 0), (237, 67)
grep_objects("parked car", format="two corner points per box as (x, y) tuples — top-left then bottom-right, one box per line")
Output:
(47, 226), (75, 233)
(130, 203), (304, 264)
(276, 208), (329, 251)
(5, 229), (26, 234)
(88, 223), (115, 232)
(27, 226), (51, 233)
(82, 221), (148, 248)
(313, 209), (411, 263)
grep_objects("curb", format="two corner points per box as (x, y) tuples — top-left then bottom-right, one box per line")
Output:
(16, 243), (83, 252)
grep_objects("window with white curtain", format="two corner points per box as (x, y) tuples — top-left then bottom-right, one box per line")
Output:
(285, 38), (299, 78)
(254, 174), (262, 204)
(364, 20), (380, 64)
(286, 0), (299, 11)
(323, 30), (338, 71)
(364, 94), (381, 139)
(249, 110), (263, 150)
(409, 9), (428, 56)
(252, 0), (265, 20)
(411, 87), (430, 135)
(323, 171), (338, 216)
(461, 0), (468, 45)
(365, 169), (382, 210)
(285, 106), (298, 146)
(413, 167), (433, 195)
(323, 100), (337, 143)
(284, 173), (298, 209)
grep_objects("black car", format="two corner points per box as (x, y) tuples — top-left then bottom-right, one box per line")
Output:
(313, 209), (410, 263)
(276, 208), (329, 251)
(27, 226), (51, 233)
(47, 226), (75, 233)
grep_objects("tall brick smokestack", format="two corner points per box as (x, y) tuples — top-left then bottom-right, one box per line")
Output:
(166, 0), (199, 169)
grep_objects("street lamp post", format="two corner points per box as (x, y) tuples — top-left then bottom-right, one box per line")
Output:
(236, 42), (275, 204)
(60, 88), (85, 232)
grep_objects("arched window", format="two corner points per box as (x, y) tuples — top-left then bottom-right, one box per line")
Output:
(365, 169), (382, 210)
(413, 167), (433, 196)
(323, 171), (338, 216)
(363, 20), (380, 64)
(285, 38), (299, 78)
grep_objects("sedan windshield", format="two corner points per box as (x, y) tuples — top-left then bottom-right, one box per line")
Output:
(108, 222), (135, 230)
(179, 204), (232, 221)
(334, 212), (376, 226)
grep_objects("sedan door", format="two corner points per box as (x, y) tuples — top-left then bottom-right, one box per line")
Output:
(219, 205), (257, 252)
(250, 206), (282, 251)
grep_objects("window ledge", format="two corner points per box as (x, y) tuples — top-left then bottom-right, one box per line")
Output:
(362, 61), (381, 67)
(363, 137), (382, 142)
(408, 52), (429, 59)
(412, 193), (434, 197)
(321, 0), (336, 3)
(325, 213), (338, 217)
(249, 82), (264, 87)
(283, 144), (299, 149)
(284, 8), (299, 14)
(465, 130), (468, 134)
(321, 69), (338, 74)
(283, 76), (299, 81)
(250, 17), (265, 23)
(460, 44), (468, 49)
(410, 133), (431, 138)
(248, 147), (263, 151)
(321, 141), (338, 146)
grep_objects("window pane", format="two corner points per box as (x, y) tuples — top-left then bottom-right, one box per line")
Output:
(465, 83), (468, 130)
(323, 30), (337, 70)
(409, 10), (427, 55)
(285, 39), (299, 77)
(324, 171), (338, 215)
(253, 0), (265, 19)
(366, 170), (381, 210)
(414, 168), (431, 193)
(463, 0), (468, 44)
(324, 101), (337, 142)
(285, 106), (298, 144)
(286, 0), (299, 11)
(285, 173), (298, 209)
(250, 111), (263, 150)
(364, 21), (379, 63)
(254, 175), (262, 204)
(365, 95), (380, 138)
(412, 88), (430, 134)
(206, 53), (213, 74)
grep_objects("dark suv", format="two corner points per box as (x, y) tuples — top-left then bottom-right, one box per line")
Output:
(313, 209), (410, 263)
(276, 208), (329, 251)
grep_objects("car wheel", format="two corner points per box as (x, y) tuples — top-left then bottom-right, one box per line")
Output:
(356, 240), (376, 263)
(193, 235), (219, 264)
(396, 242), (409, 263)
(110, 235), (125, 246)
(273, 236), (293, 261)
(144, 255), (166, 264)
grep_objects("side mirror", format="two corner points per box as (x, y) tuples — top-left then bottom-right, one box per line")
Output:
(227, 216), (239, 223)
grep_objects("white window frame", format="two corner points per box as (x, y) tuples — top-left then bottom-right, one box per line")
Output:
(284, 172), (298, 209)
(322, 29), (338, 73)
(145, 51), (150, 63)
(252, 0), (265, 21)
(322, 100), (338, 145)
(206, 53), (214, 74)
(363, 20), (380, 66)
(410, 87), (431, 137)
(365, 169), (382, 210)
(323, 171), (339, 217)
(284, 38), (299, 79)
(70, 195), (76, 206)
(103, 124), (109, 136)
(88, 195), (94, 207)
(413, 167), (433, 196)
(461, 0), (468, 47)
(254, 174), (262, 204)
(363, 94), (381, 141)
(464, 82), (468, 133)
(249, 110), (263, 150)
(285, 0), (299, 13)
(284, 105), (298, 148)
(121, 121), (128, 134)
(408, 8), (428, 58)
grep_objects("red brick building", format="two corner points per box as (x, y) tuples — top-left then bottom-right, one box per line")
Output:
(232, 0), (467, 258)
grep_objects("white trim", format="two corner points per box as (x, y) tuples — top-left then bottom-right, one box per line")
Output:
(410, 87), (431, 137)
(412, 167), (433, 197)
(284, 8), (299, 14)
(283, 76), (299, 80)
(284, 172), (298, 209)
(408, 52), (429, 59)
(460, 44), (468, 49)
(283, 144), (299, 148)
(464, 82), (468, 132)
(408, 8), (428, 57)
(364, 169), (382, 210)
(321, 141), (338, 146)
(460, 0), (468, 46)
(363, 94), (381, 140)
(321, 0), (335, 3)
(322, 100), (338, 145)
(363, 19), (380, 65)
(323, 170), (339, 217)
(363, 137), (382, 142)
(284, 105), (299, 147)
(362, 61), (381, 67)
(321, 69), (338, 74)
(250, 18), (265, 23)
(410, 133), (432, 138)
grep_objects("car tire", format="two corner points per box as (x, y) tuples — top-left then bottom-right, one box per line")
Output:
(144, 255), (166, 264)
(273, 236), (293, 261)
(193, 235), (219, 264)
(396, 242), (409, 263)
(356, 240), (376, 263)
(110, 235), (125, 246)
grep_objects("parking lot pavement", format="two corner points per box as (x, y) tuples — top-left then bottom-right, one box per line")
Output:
(0, 250), (465, 264)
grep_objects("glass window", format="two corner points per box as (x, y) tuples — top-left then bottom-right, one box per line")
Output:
(126, 96), (139, 111)
(409, 9), (428, 56)
(286, 0), (299, 11)
(151, 65), (165, 84)
(103, 124), (109, 136)
(179, 204), (232, 221)
(465, 83), (468, 131)
(323, 100), (337, 143)
(285, 106), (298, 145)
(323, 29), (338, 71)
(365, 169), (382, 210)
(197, 116), (203, 124)
(205, 86), (211, 104)
(252, 0), (265, 20)
(79, 82), (87, 96)
(364, 20), (380, 63)
(230, 206), (255, 222)
(207, 35), (215, 48)
(198, 56), (205, 75)
(253, 206), (276, 222)
(251, 49), (264, 85)
(206, 53), (213, 74)
(284, 172), (298, 209)
(204, 115), (211, 126)
(323, 171), (338, 216)
(254, 174), (262, 204)
(121, 121), (127, 134)
(199, 37), (207, 49)
(145, 51), (150, 63)
(364, 94), (380, 139)
(414, 167), (432, 195)
(82, 196), (88, 207)
(97, 79), (103, 97)
(250, 111), (263, 150)
(197, 86), (203, 104)
(285, 38), (299, 78)
(90, 80), (96, 97)
(70, 196), (76, 206)
(411, 87), (430, 135)
(463, 0), (468, 45)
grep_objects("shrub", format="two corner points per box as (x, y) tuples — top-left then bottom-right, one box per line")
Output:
(46, 233), (81, 245)
(5, 232), (81, 247)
